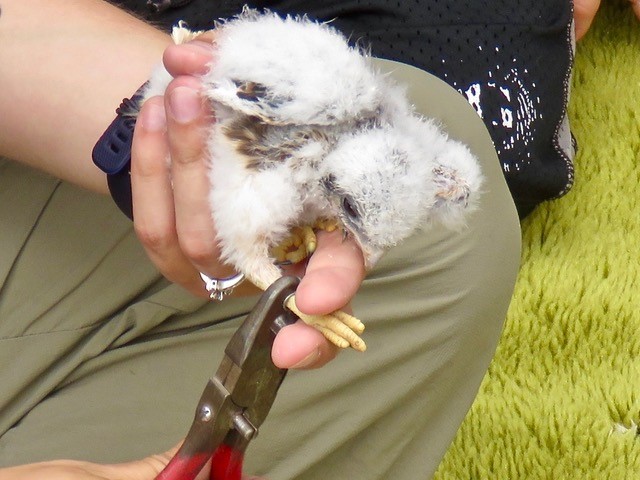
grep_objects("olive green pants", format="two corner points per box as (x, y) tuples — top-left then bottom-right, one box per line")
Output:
(0, 62), (520, 478)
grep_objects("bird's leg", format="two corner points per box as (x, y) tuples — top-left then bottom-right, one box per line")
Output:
(284, 295), (367, 352)
(266, 218), (367, 351)
(248, 270), (366, 350)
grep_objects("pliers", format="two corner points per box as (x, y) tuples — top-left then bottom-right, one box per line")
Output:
(155, 276), (300, 480)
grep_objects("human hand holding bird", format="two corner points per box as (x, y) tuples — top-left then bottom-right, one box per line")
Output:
(133, 9), (482, 354)
(132, 40), (362, 369)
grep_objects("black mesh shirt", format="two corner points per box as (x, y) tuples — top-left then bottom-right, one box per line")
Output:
(110, 0), (575, 218)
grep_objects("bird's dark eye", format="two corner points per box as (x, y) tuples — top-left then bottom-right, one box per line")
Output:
(342, 196), (360, 220)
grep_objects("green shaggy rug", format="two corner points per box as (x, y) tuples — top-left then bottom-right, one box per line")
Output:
(434, 2), (640, 479)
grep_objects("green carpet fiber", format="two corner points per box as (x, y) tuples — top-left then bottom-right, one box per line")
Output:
(434, 2), (640, 478)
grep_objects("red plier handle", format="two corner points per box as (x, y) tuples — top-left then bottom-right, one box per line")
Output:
(156, 276), (299, 480)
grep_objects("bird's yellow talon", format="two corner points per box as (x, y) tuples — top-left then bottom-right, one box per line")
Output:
(315, 326), (350, 349)
(272, 225), (320, 264)
(270, 246), (288, 263)
(284, 294), (367, 352)
(296, 226), (317, 254)
(285, 249), (307, 264)
(314, 218), (340, 233)
(333, 309), (365, 335)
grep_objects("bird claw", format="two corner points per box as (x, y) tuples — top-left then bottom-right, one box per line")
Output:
(270, 219), (365, 351)
(271, 225), (316, 264)
(285, 295), (366, 352)
(271, 219), (341, 265)
(313, 217), (340, 233)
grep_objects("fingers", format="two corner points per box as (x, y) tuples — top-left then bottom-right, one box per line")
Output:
(163, 31), (217, 77)
(272, 321), (339, 369)
(97, 442), (213, 480)
(121, 443), (262, 480)
(631, 0), (640, 21)
(294, 229), (366, 315)
(272, 230), (366, 369)
(131, 77), (235, 297)
(574, 0), (601, 40)
(131, 96), (207, 296)
(146, 32), (234, 281)
(132, 36), (262, 298)
(574, 0), (639, 40)
(164, 76), (231, 279)
(132, 31), (245, 296)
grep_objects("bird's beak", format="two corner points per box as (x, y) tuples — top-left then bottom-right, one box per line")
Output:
(363, 247), (384, 270)
(341, 228), (384, 271)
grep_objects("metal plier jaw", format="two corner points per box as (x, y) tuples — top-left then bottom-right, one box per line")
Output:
(156, 276), (300, 480)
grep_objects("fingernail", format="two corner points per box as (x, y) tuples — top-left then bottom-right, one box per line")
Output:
(290, 349), (321, 369)
(139, 100), (166, 133)
(168, 85), (202, 124)
(179, 41), (215, 74)
(184, 40), (215, 58)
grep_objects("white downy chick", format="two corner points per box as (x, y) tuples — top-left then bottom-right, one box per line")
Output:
(143, 8), (483, 351)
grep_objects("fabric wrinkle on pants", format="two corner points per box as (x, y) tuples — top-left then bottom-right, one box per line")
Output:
(0, 62), (521, 479)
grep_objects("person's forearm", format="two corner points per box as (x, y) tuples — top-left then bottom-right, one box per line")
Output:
(0, 0), (171, 192)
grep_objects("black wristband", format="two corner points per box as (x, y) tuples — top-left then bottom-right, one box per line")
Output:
(92, 84), (148, 221)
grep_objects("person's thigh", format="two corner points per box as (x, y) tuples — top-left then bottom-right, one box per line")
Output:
(0, 299), (252, 465)
(0, 64), (520, 479)
(251, 63), (521, 479)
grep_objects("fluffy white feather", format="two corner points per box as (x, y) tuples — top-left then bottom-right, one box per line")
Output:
(144, 8), (482, 303)
(206, 9), (386, 126)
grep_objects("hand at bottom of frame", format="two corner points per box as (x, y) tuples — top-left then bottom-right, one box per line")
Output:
(0, 444), (265, 480)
